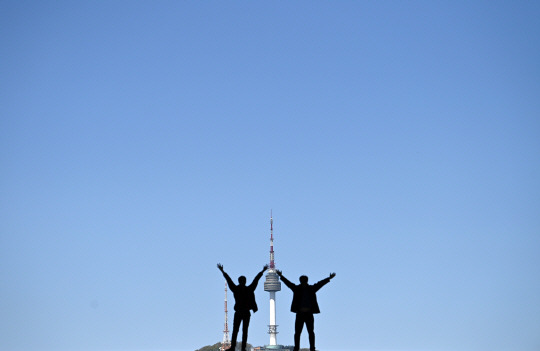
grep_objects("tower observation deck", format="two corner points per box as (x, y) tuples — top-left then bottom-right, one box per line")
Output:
(264, 212), (281, 347)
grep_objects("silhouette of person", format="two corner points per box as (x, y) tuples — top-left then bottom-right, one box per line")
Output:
(277, 270), (336, 351)
(217, 263), (268, 351)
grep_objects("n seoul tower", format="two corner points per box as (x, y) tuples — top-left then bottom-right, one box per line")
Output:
(263, 211), (281, 347)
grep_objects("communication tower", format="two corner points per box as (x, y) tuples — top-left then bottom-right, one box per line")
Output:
(263, 211), (281, 346)
(220, 283), (231, 351)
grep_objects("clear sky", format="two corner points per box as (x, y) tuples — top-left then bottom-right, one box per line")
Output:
(1, 1), (539, 351)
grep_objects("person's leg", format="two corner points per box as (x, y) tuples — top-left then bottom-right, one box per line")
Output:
(230, 312), (241, 350)
(241, 312), (251, 351)
(294, 313), (306, 351)
(305, 313), (315, 351)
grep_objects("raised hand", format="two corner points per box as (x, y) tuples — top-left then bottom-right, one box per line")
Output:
(217, 263), (224, 272)
(262, 264), (269, 272)
(276, 269), (282, 277)
(329, 272), (336, 279)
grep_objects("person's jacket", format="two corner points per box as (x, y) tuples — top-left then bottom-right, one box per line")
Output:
(280, 275), (330, 314)
(222, 271), (264, 313)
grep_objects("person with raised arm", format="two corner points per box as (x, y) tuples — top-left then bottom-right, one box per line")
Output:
(217, 263), (268, 351)
(277, 270), (336, 351)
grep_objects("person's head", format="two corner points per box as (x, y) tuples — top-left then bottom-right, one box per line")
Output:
(238, 276), (247, 286)
(299, 275), (308, 285)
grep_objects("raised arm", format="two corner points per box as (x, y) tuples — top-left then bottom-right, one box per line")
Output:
(313, 272), (336, 292)
(250, 264), (269, 289)
(276, 270), (296, 290)
(217, 263), (235, 289)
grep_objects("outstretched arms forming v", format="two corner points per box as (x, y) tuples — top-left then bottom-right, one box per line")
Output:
(218, 264), (335, 293)
(277, 270), (336, 291)
(217, 263), (269, 291)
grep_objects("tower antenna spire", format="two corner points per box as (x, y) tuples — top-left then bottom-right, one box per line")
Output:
(270, 210), (275, 269)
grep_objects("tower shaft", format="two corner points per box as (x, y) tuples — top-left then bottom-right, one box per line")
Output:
(269, 291), (277, 345)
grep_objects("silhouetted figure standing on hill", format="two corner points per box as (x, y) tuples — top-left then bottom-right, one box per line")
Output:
(217, 263), (268, 351)
(277, 270), (336, 351)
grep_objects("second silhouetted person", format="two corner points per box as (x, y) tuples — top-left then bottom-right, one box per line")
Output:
(218, 263), (268, 351)
(277, 270), (336, 351)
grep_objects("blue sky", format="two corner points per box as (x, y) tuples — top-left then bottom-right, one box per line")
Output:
(1, 1), (539, 351)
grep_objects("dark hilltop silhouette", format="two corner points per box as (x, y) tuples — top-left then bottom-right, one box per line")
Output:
(195, 342), (254, 351)
(194, 343), (311, 351)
